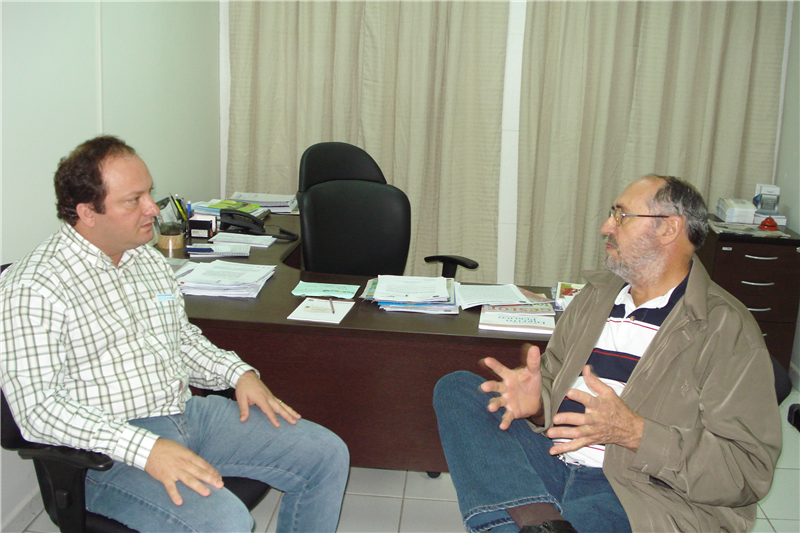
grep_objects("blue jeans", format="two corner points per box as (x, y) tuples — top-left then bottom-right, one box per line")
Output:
(433, 371), (631, 533)
(85, 395), (349, 532)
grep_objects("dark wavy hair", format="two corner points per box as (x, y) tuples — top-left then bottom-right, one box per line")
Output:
(54, 136), (137, 226)
(647, 175), (709, 250)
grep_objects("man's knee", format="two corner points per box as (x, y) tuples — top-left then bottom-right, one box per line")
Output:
(433, 370), (482, 413)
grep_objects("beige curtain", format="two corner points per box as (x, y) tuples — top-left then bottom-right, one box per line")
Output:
(228, 1), (508, 281)
(515, 1), (787, 287)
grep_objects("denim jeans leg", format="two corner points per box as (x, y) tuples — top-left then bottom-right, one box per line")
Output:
(434, 371), (572, 532)
(434, 371), (630, 533)
(560, 464), (631, 533)
(85, 412), (254, 533)
(184, 395), (349, 533)
(86, 395), (348, 533)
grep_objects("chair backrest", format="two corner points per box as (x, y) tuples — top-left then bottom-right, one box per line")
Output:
(1, 389), (31, 451)
(298, 142), (386, 194)
(299, 180), (410, 277)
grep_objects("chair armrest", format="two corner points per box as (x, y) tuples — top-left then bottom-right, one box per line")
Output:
(18, 444), (114, 472)
(424, 255), (479, 278)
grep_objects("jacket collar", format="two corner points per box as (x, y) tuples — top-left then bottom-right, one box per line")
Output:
(582, 255), (708, 324)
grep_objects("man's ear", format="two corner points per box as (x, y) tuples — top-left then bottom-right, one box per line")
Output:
(659, 215), (683, 245)
(75, 203), (97, 228)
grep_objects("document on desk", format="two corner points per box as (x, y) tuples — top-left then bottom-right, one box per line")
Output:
(457, 284), (530, 309)
(288, 297), (355, 324)
(291, 281), (361, 300)
(372, 275), (449, 303)
(176, 260), (276, 297)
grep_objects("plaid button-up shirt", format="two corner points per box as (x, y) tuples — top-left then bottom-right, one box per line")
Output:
(0, 224), (255, 469)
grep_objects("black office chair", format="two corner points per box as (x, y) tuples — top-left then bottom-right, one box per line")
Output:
(0, 387), (270, 533)
(298, 141), (387, 198)
(297, 142), (479, 278)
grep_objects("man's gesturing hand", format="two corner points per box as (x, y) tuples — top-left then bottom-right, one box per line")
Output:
(144, 438), (223, 506)
(546, 365), (644, 454)
(480, 344), (545, 430)
(235, 370), (301, 427)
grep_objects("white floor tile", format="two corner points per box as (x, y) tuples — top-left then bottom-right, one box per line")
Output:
(337, 494), (403, 533)
(22, 510), (59, 533)
(404, 471), (458, 501)
(251, 489), (282, 533)
(345, 467), (407, 498)
(768, 519), (800, 533)
(776, 426), (800, 470)
(752, 516), (776, 533)
(399, 499), (465, 533)
(759, 468), (800, 521)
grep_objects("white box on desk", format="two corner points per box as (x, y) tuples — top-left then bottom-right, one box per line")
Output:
(716, 198), (756, 224)
(753, 213), (787, 226)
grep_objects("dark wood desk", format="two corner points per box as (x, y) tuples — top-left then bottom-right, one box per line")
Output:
(182, 216), (550, 472)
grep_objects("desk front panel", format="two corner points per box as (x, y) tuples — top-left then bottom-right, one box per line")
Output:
(195, 318), (542, 472)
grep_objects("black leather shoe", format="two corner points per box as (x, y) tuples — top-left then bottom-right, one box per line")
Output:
(520, 520), (579, 533)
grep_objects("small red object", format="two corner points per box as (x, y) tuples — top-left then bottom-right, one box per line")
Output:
(758, 217), (779, 231)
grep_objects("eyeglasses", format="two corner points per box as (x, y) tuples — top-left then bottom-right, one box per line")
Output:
(608, 207), (670, 227)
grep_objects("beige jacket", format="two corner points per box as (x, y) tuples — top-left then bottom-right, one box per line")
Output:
(536, 258), (782, 532)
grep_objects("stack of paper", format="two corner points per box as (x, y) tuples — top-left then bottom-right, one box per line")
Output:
(209, 232), (277, 249)
(371, 275), (459, 314)
(176, 260), (276, 298)
(456, 284), (531, 310)
(229, 192), (298, 214)
(185, 244), (251, 258)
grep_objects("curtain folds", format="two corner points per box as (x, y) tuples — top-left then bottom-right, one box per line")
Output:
(515, 1), (787, 287)
(228, 1), (509, 280)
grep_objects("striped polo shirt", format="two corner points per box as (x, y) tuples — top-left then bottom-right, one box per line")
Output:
(555, 273), (689, 467)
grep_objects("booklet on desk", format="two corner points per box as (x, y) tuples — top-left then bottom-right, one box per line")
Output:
(479, 306), (556, 335)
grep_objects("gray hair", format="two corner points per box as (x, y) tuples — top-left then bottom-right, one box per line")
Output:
(647, 175), (709, 249)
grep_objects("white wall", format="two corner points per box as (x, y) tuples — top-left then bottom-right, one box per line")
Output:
(775, 3), (800, 386)
(1, 2), (219, 529)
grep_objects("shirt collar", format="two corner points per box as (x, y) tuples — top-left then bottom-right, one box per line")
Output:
(60, 223), (145, 270)
(614, 270), (690, 316)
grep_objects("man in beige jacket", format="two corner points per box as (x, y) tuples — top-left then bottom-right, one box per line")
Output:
(434, 175), (782, 533)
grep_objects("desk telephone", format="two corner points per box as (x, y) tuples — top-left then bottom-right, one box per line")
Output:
(219, 209), (298, 241)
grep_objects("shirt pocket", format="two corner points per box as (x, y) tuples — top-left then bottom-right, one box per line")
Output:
(141, 293), (182, 339)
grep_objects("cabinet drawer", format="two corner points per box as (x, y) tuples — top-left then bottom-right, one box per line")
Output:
(713, 266), (799, 299)
(735, 292), (799, 323)
(713, 241), (800, 273)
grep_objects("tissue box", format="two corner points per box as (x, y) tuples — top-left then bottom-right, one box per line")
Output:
(716, 198), (756, 224)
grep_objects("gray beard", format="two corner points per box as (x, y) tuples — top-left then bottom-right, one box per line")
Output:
(604, 233), (665, 286)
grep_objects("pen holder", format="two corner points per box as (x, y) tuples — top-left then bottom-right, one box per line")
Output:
(157, 222), (184, 251)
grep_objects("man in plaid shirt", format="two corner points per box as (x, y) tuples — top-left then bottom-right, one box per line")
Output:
(0, 136), (348, 532)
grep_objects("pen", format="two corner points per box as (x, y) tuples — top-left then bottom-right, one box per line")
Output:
(328, 297), (335, 313)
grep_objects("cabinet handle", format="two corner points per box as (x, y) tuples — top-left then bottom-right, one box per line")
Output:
(744, 255), (778, 261)
(747, 307), (771, 313)
(741, 281), (775, 287)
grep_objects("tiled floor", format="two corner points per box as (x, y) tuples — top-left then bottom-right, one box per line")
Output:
(23, 387), (800, 533)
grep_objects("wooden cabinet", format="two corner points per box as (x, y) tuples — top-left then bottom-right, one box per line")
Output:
(697, 223), (800, 371)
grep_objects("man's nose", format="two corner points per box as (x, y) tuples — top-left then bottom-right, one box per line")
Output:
(600, 214), (616, 235)
(144, 196), (160, 216)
